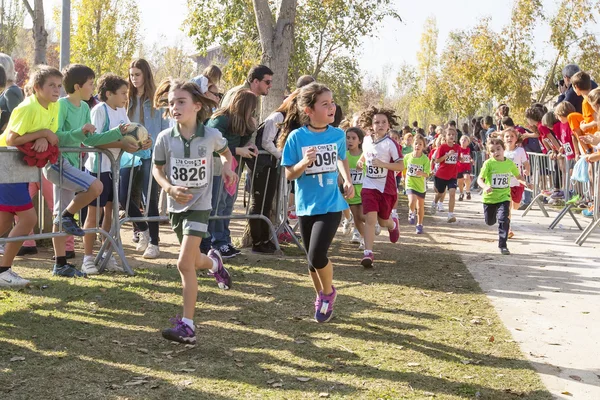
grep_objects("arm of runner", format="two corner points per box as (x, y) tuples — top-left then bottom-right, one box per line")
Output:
(337, 157), (355, 200)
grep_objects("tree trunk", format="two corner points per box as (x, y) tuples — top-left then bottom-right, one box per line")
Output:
(22, 0), (47, 65)
(252, 0), (297, 119)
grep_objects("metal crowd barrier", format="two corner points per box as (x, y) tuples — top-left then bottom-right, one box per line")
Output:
(118, 149), (288, 260)
(0, 147), (133, 275)
(521, 152), (582, 230)
(576, 160), (600, 246)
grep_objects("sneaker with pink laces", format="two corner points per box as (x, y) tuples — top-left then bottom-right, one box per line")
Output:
(388, 216), (400, 243)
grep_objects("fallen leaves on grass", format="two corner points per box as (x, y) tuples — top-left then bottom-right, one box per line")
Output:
(296, 377), (311, 382)
(10, 356), (25, 362)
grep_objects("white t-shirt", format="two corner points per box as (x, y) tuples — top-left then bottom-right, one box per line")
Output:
(362, 134), (401, 193)
(504, 147), (527, 187)
(85, 102), (130, 173)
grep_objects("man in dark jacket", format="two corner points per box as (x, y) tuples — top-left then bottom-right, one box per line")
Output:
(555, 64), (598, 113)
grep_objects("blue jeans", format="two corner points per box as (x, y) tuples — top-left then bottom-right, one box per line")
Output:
(522, 189), (532, 205)
(201, 175), (239, 251)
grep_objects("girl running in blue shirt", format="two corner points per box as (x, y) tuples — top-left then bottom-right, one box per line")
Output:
(280, 83), (354, 323)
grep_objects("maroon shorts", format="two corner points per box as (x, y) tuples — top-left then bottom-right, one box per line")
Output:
(361, 188), (397, 219)
(511, 185), (525, 204)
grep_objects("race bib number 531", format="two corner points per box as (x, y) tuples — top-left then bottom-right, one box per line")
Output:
(302, 144), (338, 175)
(171, 158), (208, 188)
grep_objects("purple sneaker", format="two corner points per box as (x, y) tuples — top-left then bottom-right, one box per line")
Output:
(208, 249), (232, 290)
(161, 316), (196, 344)
(550, 190), (564, 199)
(408, 212), (416, 225)
(315, 286), (337, 323)
(416, 224), (424, 234)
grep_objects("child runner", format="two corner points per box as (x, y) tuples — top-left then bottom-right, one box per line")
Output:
(346, 126), (366, 249)
(478, 138), (529, 255)
(404, 134), (430, 234)
(281, 82), (354, 322)
(0, 67), (63, 286)
(503, 128), (530, 238)
(153, 78), (236, 343)
(357, 106), (402, 268)
(433, 128), (460, 222)
(457, 135), (473, 201)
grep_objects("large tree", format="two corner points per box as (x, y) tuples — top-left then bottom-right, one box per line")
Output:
(21, 0), (46, 64)
(70, 0), (140, 76)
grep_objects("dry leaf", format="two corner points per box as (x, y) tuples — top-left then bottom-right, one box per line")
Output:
(161, 351), (173, 355)
(137, 348), (149, 354)
(224, 351), (234, 357)
(272, 382), (283, 388)
(294, 339), (306, 344)
(423, 392), (435, 397)
(407, 362), (420, 367)
(235, 363), (245, 368)
(569, 375), (582, 382)
(470, 318), (482, 325)
(561, 391), (573, 396)
(123, 381), (146, 386)
(296, 377), (311, 382)
(489, 336), (495, 343)
(10, 356), (25, 362)
(266, 379), (277, 384)
(179, 368), (196, 373)
(181, 380), (193, 386)
(184, 344), (196, 349)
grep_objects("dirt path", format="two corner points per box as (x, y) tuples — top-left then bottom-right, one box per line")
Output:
(418, 191), (600, 399)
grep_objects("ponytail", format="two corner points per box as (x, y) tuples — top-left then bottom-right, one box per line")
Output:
(154, 77), (217, 123)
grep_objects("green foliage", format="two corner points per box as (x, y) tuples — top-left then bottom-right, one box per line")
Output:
(0, 0), (25, 55)
(185, 0), (399, 109)
(71, 0), (140, 77)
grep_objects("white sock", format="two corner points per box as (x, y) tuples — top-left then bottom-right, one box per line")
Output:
(448, 212), (454, 217)
(84, 255), (94, 263)
(209, 258), (219, 273)
(182, 317), (194, 330)
(364, 250), (372, 256)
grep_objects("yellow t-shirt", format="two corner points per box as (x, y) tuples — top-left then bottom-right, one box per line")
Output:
(0, 95), (59, 146)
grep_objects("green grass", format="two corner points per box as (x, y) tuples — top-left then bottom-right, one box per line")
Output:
(0, 223), (552, 400)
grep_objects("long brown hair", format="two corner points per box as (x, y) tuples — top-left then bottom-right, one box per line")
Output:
(211, 90), (257, 136)
(154, 78), (217, 123)
(276, 89), (302, 149)
(128, 58), (156, 121)
(277, 83), (331, 149)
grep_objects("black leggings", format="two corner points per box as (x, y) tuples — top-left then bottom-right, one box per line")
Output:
(248, 166), (279, 244)
(298, 212), (342, 272)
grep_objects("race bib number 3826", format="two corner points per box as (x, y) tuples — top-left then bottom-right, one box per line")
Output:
(302, 144), (338, 175)
(171, 158), (208, 188)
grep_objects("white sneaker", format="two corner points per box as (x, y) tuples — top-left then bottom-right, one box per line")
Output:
(447, 213), (456, 223)
(358, 238), (365, 250)
(437, 202), (444, 212)
(136, 230), (150, 252)
(350, 229), (361, 244)
(81, 257), (99, 275)
(375, 223), (381, 236)
(143, 244), (160, 259)
(0, 269), (30, 288)
(341, 219), (352, 235)
(104, 254), (124, 273)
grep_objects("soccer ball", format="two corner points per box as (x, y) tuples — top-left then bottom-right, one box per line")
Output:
(122, 123), (149, 150)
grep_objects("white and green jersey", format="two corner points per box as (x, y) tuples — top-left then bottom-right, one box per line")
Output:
(153, 124), (228, 213)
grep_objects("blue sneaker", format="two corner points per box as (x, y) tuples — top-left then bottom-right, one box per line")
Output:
(583, 209), (594, 218)
(162, 316), (196, 344)
(52, 263), (87, 277)
(208, 249), (232, 290)
(315, 286), (337, 323)
(416, 224), (424, 234)
(408, 212), (416, 225)
(53, 215), (85, 236)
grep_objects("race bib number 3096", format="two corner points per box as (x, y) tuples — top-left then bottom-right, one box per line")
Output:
(302, 144), (338, 175)
(171, 158), (208, 188)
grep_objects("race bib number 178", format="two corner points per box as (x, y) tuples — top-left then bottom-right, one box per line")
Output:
(491, 173), (510, 189)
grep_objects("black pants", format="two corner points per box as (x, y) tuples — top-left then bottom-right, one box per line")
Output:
(484, 201), (510, 248)
(298, 212), (342, 272)
(248, 166), (279, 245)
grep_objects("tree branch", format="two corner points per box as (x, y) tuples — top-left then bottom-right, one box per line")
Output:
(21, 0), (33, 18)
(252, 0), (275, 61)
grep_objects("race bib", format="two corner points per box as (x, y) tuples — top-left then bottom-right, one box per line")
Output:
(350, 168), (363, 185)
(491, 173), (510, 189)
(460, 154), (471, 163)
(302, 144), (337, 175)
(171, 157), (208, 188)
(445, 152), (458, 164)
(406, 163), (424, 177)
(366, 159), (387, 179)
(563, 142), (574, 156)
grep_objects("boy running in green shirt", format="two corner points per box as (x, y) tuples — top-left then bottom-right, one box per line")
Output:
(404, 134), (430, 234)
(477, 138), (529, 255)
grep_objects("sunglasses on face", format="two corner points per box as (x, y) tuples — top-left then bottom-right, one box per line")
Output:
(262, 79), (272, 85)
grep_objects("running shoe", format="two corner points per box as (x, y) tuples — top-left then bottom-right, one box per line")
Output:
(53, 263), (87, 277)
(208, 249), (231, 290)
(143, 244), (160, 259)
(288, 210), (297, 220)
(430, 202), (437, 215)
(278, 231), (294, 244)
(550, 190), (564, 199)
(315, 286), (337, 323)
(161, 316), (196, 344)
(104, 254), (124, 272)
(0, 269), (30, 288)
(408, 212), (416, 225)
(53, 215), (85, 236)
(500, 247), (511, 255)
(252, 242), (275, 254)
(583, 209), (594, 218)
(388, 216), (400, 243)
(437, 202), (444, 212)
(447, 214), (456, 223)
(466, 192), (472, 200)
(458, 193), (464, 201)
(341, 218), (352, 235)
(415, 224), (424, 234)
(135, 230), (150, 252)
(351, 229), (361, 244)
(229, 245), (242, 256)
(17, 246), (38, 256)
(361, 252), (374, 268)
(375, 223), (381, 236)
(81, 257), (99, 275)
(218, 244), (238, 259)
